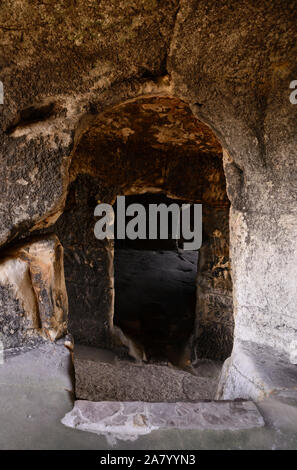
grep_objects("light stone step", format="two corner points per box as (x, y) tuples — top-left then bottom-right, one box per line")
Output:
(62, 399), (265, 444)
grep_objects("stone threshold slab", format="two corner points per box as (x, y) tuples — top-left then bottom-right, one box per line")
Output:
(62, 399), (264, 445)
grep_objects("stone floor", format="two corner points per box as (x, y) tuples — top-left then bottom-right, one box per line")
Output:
(0, 341), (297, 450)
(62, 400), (264, 446)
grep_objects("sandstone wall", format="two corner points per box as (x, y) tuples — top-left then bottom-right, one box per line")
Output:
(0, 235), (68, 349)
(195, 205), (233, 361)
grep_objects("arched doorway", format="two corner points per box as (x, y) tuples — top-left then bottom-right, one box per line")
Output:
(52, 95), (233, 399)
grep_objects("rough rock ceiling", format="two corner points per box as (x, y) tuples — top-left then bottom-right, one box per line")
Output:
(75, 96), (222, 158)
(70, 96), (227, 204)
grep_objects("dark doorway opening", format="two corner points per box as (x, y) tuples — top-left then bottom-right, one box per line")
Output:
(113, 193), (198, 367)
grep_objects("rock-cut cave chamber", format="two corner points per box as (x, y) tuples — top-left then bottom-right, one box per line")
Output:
(1, 1), (296, 448)
(0, 96), (235, 402)
(45, 96), (233, 400)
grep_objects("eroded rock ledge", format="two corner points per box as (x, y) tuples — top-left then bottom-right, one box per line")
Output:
(0, 235), (68, 350)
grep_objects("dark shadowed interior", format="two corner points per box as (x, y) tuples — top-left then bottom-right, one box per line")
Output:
(113, 193), (198, 367)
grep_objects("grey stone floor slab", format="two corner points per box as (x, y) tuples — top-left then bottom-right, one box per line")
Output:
(62, 400), (264, 445)
(0, 339), (73, 392)
(0, 342), (297, 449)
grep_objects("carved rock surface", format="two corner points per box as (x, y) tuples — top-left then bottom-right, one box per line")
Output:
(0, 235), (68, 349)
(217, 340), (297, 401)
(74, 345), (220, 402)
(0, 0), (296, 389)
